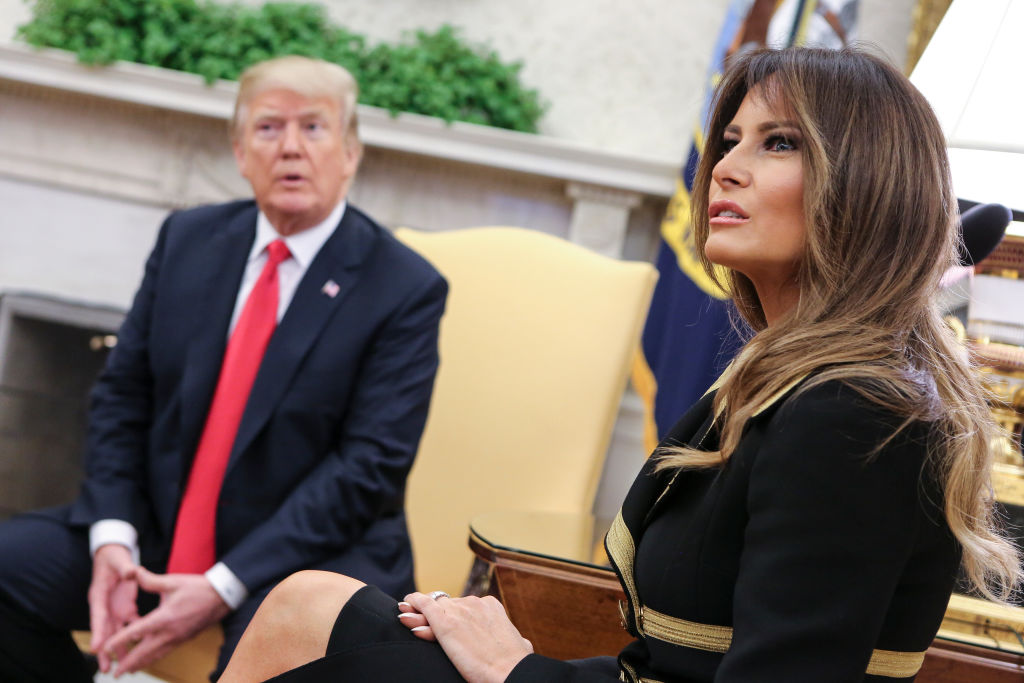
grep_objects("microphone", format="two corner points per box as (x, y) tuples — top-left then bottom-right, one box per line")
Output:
(957, 201), (1012, 266)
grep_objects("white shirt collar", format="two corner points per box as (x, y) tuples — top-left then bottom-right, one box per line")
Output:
(250, 200), (347, 268)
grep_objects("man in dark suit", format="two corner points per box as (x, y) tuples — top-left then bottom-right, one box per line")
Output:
(0, 55), (447, 681)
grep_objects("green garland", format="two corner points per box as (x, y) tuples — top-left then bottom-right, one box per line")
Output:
(18, 0), (546, 132)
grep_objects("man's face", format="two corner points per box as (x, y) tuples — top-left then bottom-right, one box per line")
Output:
(233, 88), (360, 235)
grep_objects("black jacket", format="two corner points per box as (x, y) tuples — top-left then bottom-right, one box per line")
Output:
(510, 378), (960, 682)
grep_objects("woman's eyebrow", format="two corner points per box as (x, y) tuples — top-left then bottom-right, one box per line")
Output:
(723, 120), (799, 136)
(758, 120), (800, 133)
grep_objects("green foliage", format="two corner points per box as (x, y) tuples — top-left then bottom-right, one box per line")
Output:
(360, 26), (543, 132)
(17, 0), (545, 132)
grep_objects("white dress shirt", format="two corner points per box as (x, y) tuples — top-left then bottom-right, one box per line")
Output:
(89, 200), (347, 610)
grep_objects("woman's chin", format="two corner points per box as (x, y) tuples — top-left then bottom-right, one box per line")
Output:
(702, 242), (739, 273)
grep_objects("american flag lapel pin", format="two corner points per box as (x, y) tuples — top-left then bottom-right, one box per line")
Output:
(321, 279), (340, 298)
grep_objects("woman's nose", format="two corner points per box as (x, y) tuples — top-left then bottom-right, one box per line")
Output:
(712, 148), (749, 188)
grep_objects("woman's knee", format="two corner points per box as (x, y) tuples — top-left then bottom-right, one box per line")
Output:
(272, 571), (364, 608)
(222, 571), (366, 681)
(259, 571), (365, 642)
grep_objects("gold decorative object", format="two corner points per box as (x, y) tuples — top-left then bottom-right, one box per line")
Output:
(907, 0), (954, 74)
(939, 594), (1024, 654)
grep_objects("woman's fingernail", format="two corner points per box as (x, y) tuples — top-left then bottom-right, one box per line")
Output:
(411, 626), (429, 632)
(397, 612), (417, 619)
(398, 601), (411, 609)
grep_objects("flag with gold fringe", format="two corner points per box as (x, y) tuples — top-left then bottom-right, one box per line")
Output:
(634, 0), (860, 452)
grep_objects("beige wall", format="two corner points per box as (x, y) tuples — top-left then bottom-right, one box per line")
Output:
(0, 0), (916, 161)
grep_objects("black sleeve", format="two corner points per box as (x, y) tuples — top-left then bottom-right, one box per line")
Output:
(75, 214), (171, 526)
(505, 654), (620, 683)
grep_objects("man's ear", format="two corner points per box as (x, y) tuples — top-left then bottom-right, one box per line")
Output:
(342, 138), (363, 175)
(232, 138), (247, 176)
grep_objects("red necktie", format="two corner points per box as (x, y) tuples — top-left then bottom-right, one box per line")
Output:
(167, 239), (291, 573)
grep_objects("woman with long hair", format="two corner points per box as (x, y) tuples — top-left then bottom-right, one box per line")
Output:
(219, 46), (1020, 683)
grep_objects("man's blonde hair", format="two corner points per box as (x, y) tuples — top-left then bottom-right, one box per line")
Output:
(232, 56), (359, 142)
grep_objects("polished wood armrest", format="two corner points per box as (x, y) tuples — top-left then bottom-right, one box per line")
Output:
(469, 529), (632, 660)
(918, 638), (1024, 682)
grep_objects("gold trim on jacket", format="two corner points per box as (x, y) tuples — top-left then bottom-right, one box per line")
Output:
(641, 605), (926, 678)
(607, 510), (640, 633)
(703, 365), (810, 419)
(607, 494), (927, 680)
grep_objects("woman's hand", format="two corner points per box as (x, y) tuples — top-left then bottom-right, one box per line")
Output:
(399, 592), (533, 683)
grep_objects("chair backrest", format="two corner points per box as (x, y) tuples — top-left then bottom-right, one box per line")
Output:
(395, 227), (657, 595)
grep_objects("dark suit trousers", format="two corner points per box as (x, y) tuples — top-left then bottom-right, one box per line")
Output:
(0, 509), (272, 682)
(0, 511), (94, 682)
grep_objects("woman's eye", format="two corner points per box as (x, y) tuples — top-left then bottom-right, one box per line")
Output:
(720, 138), (738, 156)
(765, 135), (797, 152)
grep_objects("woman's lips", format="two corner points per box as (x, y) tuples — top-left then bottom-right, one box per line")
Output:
(709, 214), (748, 226)
(709, 199), (749, 225)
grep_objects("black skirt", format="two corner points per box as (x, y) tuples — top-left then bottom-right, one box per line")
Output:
(262, 585), (619, 682)
(264, 585), (464, 681)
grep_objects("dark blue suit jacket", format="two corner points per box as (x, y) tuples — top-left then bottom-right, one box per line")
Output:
(69, 199), (447, 597)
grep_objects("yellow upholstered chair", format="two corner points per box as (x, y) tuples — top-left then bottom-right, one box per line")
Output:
(395, 226), (657, 596)
(72, 625), (222, 682)
(143, 627), (223, 682)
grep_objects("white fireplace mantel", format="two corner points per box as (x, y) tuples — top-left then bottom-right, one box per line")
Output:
(0, 42), (678, 268)
(0, 43), (677, 212)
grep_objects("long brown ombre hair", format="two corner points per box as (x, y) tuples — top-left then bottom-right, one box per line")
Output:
(660, 47), (1020, 602)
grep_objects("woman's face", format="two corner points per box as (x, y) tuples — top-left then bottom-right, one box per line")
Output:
(705, 89), (806, 320)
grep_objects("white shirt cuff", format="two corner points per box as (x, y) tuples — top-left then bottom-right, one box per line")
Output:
(205, 562), (248, 610)
(89, 519), (140, 565)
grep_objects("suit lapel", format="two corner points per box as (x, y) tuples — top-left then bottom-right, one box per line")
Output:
(226, 208), (376, 473)
(619, 390), (719, 532)
(178, 206), (257, 474)
(642, 405), (720, 528)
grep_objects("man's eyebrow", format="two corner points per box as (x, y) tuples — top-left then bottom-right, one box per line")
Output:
(298, 109), (332, 118)
(251, 108), (331, 118)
